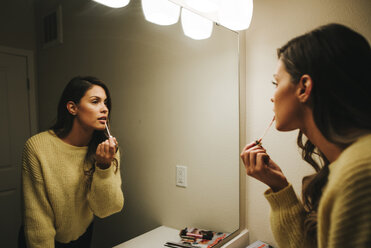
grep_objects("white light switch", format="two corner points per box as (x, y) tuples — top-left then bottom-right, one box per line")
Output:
(176, 165), (187, 187)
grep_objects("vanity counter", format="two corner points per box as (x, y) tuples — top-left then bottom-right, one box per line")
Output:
(113, 225), (249, 248)
(113, 226), (180, 248)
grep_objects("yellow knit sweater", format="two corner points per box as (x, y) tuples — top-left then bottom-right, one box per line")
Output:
(264, 134), (371, 248)
(22, 130), (124, 248)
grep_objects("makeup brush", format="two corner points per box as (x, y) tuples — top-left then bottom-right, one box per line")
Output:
(255, 116), (275, 146)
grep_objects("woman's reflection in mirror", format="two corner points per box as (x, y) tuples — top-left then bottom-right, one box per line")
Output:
(19, 76), (124, 248)
(241, 23), (371, 248)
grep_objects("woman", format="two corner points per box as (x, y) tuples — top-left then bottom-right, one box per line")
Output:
(241, 24), (371, 247)
(20, 76), (124, 247)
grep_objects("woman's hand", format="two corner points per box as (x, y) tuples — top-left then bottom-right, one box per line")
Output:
(95, 137), (118, 169)
(240, 141), (288, 192)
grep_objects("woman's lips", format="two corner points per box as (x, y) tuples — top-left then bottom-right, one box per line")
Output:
(98, 117), (107, 124)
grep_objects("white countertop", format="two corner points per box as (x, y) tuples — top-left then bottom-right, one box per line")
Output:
(113, 226), (250, 248)
(113, 226), (180, 248)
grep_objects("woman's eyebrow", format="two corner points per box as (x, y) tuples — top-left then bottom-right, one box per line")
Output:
(89, 95), (107, 101)
(88, 95), (104, 99)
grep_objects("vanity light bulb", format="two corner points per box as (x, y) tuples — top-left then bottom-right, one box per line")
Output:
(219, 0), (253, 31)
(142, 0), (180, 26)
(92, 0), (130, 8)
(181, 8), (213, 40)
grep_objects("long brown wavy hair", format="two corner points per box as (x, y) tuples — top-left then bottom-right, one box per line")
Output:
(277, 23), (371, 245)
(51, 76), (116, 186)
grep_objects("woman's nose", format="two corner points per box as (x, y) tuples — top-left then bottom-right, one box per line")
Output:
(270, 97), (274, 102)
(101, 104), (108, 113)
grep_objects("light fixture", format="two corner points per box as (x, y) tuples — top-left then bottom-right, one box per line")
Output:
(219, 0), (253, 31)
(142, 0), (180, 26)
(185, 0), (219, 13)
(181, 8), (213, 40)
(92, 0), (130, 8)
(93, 0), (254, 40)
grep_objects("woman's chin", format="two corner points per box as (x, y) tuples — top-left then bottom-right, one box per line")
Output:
(275, 121), (282, 131)
(95, 126), (106, 131)
(276, 124), (297, 132)
(275, 121), (291, 132)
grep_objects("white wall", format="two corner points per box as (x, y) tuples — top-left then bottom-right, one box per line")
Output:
(244, 0), (371, 246)
(35, 0), (240, 247)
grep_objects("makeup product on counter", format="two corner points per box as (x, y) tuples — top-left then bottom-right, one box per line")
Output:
(167, 227), (229, 248)
(255, 116), (275, 146)
(164, 242), (200, 248)
(180, 228), (214, 240)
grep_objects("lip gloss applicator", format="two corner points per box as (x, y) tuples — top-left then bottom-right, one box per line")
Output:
(255, 116), (275, 146)
(105, 121), (119, 153)
(105, 121), (113, 138)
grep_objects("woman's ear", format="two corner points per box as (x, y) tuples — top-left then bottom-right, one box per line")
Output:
(297, 74), (313, 103)
(66, 101), (78, 116)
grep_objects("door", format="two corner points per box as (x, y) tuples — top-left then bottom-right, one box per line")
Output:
(0, 51), (31, 247)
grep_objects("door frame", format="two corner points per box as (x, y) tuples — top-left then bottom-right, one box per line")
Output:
(0, 45), (38, 135)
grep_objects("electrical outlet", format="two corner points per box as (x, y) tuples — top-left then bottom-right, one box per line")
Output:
(176, 165), (187, 187)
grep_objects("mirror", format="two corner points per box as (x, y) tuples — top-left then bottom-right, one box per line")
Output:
(1, 0), (240, 247)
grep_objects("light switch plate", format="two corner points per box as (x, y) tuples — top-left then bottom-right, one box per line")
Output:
(176, 165), (187, 187)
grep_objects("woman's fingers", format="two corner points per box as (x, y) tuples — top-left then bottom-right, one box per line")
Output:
(100, 137), (116, 155)
(107, 137), (115, 154)
(242, 141), (259, 153)
(241, 142), (289, 191)
(96, 137), (118, 165)
(256, 153), (270, 171)
(103, 140), (109, 155)
(111, 137), (119, 153)
(249, 148), (265, 169)
(96, 143), (102, 156)
(240, 143), (268, 176)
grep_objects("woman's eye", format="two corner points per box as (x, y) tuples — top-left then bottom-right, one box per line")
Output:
(272, 81), (278, 87)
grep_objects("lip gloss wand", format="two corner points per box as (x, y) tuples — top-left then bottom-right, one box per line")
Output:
(255, 116), (275, 146)
(105, 121), (113, 138)
(105, 121), (119, 153)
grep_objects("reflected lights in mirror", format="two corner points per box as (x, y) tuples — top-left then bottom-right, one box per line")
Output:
(181, 8), (213, 40)
(142, 0), (181, 26)
(92, 0), (130, 8)
(92, 0), (254, 39)
(219, 0), (253, 31)
(171, 0), (254, 32)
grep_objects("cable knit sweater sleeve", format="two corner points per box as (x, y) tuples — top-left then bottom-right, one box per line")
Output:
(264, 184), (306, 248)
(88, 149), (124, 218)
(22, 139), (56, 248)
